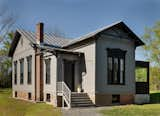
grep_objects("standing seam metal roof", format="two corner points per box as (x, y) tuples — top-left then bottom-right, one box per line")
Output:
(17, 29), (72, 47)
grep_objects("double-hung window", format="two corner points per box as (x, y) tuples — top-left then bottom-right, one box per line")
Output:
(27, 56), (32, 84)
(107, 48), (126, 85)
(45, 59), (51, 84)
(14, 61), (17, 85)
(20, 59), (24, 84)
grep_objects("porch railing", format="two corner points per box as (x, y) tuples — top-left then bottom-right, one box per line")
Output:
(136, 82), (149, 94)
(57, 82), (71, 108)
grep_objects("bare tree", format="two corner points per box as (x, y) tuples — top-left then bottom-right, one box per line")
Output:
(0, 4), (16, 43)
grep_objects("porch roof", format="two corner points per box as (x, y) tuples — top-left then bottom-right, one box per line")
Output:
(34, 43), (83, 55)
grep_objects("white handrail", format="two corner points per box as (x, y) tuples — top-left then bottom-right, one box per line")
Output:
(57, 82), (71, 108)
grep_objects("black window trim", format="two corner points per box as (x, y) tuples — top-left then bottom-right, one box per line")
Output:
(27, 55), (32, 84)
(14, 61), (17, 85)
(19, 58), (24, 85)
(107, 48), (126, 85)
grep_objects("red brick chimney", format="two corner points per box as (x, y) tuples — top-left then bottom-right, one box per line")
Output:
(36, 22), (44, 44)
(35, 22), (44, 101)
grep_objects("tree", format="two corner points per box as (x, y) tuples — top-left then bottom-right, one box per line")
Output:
(142, 21), (160, 67)
(150, 66), (160, 91)
(142, 21), (160, 91)
(0, 32), (14, 88)
(0, 4), (15, 43)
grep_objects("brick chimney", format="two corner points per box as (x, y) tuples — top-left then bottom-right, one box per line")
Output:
(36, 22), (44, 44)
(35, 22), (44, 101)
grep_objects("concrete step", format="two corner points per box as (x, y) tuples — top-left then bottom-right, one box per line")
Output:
(70, 92), (94, 107)
(71, 103), (95, 107)
(71, 98), (92, 102)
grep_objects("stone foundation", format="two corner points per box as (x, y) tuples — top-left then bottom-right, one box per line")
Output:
(134, 94), (150, 104)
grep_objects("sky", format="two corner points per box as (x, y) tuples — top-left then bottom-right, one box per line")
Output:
(1, 0), (160, 60)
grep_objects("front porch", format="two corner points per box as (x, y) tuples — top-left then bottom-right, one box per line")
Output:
(56, 53), (94, 108)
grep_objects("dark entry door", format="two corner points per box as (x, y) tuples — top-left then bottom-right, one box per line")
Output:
(64, 60), (75, 91)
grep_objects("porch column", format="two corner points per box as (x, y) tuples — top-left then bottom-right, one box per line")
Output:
(57, 54), (64, 82)
(74, 60), (81, 92)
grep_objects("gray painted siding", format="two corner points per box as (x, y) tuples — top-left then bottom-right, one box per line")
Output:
(43, 54), (57, 105)
(73, 41), (96, 103)
(96, 34), (135, 94)
(12, 35), (35, 98)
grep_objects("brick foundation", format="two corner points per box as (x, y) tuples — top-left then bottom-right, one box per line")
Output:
(13, 91), (35, 101)
(95, 93), (134, 106)
(95, 93), (112, 106)
(120, 94), (134, 104)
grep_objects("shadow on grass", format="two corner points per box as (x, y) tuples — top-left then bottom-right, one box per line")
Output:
(150, 92), (160, 103)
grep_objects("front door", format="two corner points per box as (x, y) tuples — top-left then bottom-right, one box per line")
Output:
(64, 60), (75, 91)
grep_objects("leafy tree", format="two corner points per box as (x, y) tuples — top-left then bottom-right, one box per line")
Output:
(143, 21), (160, 67)
(150, 67), (160, 91)
(0, 32), (14, 88)
(142, 21), (160, 91)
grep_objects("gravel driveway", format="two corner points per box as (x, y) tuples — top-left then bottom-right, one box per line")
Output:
(62, 107), (103, 116)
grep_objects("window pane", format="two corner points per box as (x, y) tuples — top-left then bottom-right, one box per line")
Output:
(27, 56), (32, 84)
(120, 59), (124, 71)
(108, 57), (112, 70)
(120, 59), (124, 84)
(108, 57), (112, 83)
(14, 61), (17, 84)
(120, 71), (123, 83)
(45, 59), (51, 84)
(113, 58), (118, 83)
(20, 59), (24, 84)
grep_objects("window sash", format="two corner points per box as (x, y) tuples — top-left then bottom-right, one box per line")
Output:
(45, 59), (51, 84)
(20, 59), (24, 84)
(27, 56), (32, 84)
(107, 49), (126, 85)
(14, 61), (17, 84)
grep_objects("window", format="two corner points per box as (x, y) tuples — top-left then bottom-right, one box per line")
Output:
(112, 95), (120, 103)
(107, 48), (126, 85)
(46, 93), (51, 102)
(45, 59), (51, 84)
(20, 59), (24, 84)
(27, 56), (32, 84)
(15, 91), (17, 97)
(28, 92), (32, 100)
(14, 61), (17, 85)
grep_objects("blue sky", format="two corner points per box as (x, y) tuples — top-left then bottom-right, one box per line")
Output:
(2, 0), (160, 60)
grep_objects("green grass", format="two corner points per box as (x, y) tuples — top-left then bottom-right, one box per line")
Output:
(100, 104), (160, 116)
(100, 92), (160, 116)
(0, 88), (61, 116)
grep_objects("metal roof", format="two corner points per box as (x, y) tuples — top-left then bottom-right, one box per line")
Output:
(17, 29), (71, 47)
(9, 21), (145, 57)
(63, 21), (144, 47)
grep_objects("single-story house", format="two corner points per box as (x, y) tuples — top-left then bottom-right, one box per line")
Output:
(9, 21), (150, 108)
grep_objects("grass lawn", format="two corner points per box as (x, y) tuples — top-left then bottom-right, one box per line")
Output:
(0, 88), (61, 116)
(100, 92), (160, 116)
(100, 104), (160, 116)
